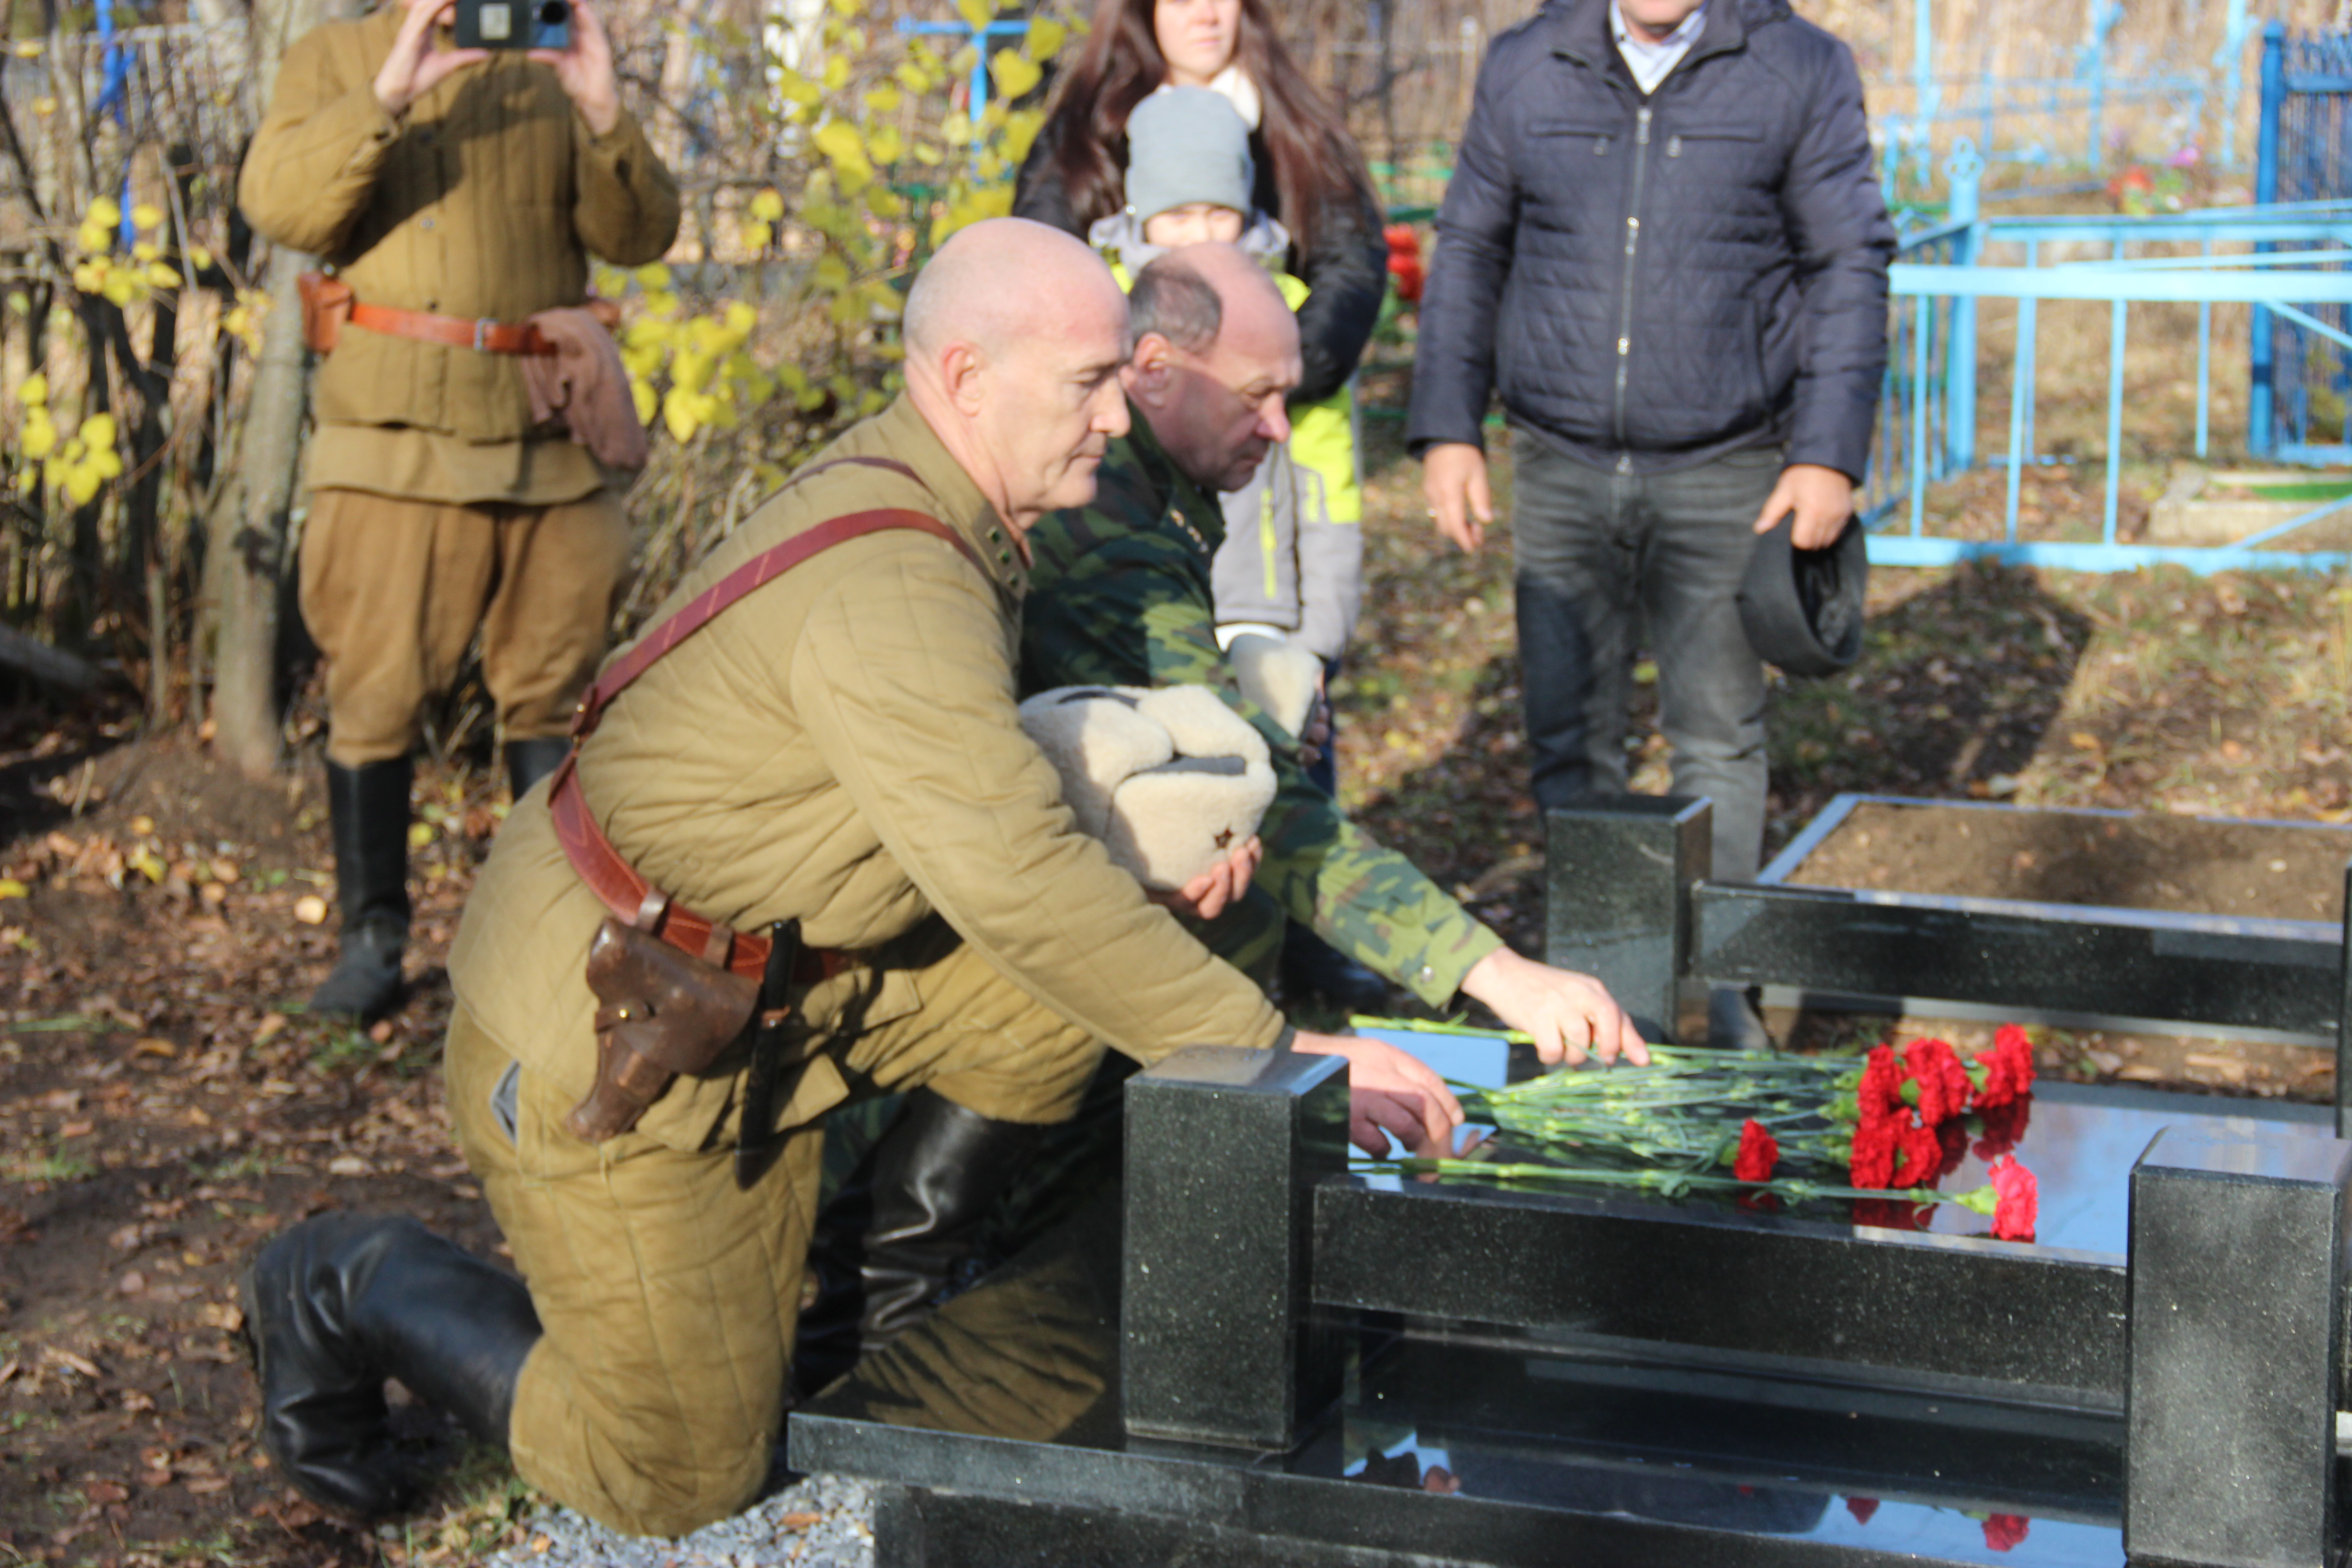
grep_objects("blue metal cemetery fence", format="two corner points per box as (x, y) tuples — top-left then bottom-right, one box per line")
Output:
(2252, 22), (2352, 463)
(1878, 0), (2253, 200)
(1862, 144), (2352, 576)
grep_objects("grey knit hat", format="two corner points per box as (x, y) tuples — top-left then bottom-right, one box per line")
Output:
(1124, 87), (1256, 227)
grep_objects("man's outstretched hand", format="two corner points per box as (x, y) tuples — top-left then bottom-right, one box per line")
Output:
(1750, 462), (1855, 550)
(1459, 947), (1647, 1067)
(1292, 1032), (1465, 1157)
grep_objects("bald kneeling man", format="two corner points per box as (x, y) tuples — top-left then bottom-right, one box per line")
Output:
(236, 218), (1466, 1538)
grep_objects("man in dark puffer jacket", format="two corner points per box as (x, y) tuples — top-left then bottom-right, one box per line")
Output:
(1408, 0), (1893, 899)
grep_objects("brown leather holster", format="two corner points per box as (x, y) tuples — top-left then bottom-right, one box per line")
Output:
(566, 914), (760, 1143)
(297, 272), (355, 354)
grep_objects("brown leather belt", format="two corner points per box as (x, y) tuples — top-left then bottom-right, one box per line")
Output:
(549, 756), (848, 984)
(349, 300), (554, 357)
(546, 456), (991, 985)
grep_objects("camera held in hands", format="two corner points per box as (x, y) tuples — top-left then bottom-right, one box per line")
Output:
(454, 0), (571, 51)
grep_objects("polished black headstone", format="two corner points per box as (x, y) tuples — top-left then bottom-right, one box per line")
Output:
(2124, 1124), (2352, 1568)
(1544, 796), (1711, 1043)
(1120, 1046), (1347, 1448)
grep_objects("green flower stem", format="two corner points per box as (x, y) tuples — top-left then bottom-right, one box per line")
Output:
(1370, 1156), (1995, 1216)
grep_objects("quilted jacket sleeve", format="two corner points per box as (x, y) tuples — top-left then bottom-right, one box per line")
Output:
(793, 545), (1290, 1065)
(1776, 37), (1895, 483)
(1404, 40), (1523, 456)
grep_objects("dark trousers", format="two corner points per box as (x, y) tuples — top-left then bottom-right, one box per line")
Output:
(1510, 434), (1780, 881)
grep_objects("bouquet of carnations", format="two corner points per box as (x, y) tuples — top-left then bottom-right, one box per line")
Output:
(1351, 1020), (2042, 1242)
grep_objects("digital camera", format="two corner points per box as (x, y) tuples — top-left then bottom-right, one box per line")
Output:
(454, 0), (571, 51)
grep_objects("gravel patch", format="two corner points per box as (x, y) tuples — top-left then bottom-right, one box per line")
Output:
(482, 1473), (877, 1568)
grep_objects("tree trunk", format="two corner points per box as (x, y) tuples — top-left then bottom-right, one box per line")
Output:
(202, 0), (343, 777)
(203, 244), (308, 778)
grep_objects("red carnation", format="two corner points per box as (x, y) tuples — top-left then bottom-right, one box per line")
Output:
(1983, 1513), (2030, 1551)
(1857, 1044), (1906, 1121)
(1902, 1037), (1975, 1127)
(1848, 1111), (1899, 1189)
(1891, 1117), (1945, 1190)
(1989, 1156), (2038, 1241)
(1733, 1118), (1779, 1182)
(1973, 1024), (2038, 1109)
(1383, 224), (1425, 304)
(1846, 1496), (1880, 1524)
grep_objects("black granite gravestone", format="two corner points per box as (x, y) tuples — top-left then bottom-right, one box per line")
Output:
(2126, 1125), (2352, 1568)
(1544, 796), (1711, 1043)
(1120, 1045), (1348, 1448)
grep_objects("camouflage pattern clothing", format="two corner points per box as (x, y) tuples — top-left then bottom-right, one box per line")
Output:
(1022, 406), (1503, 1007)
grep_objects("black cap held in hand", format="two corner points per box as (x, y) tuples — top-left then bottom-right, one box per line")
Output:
(1737, 510), (1868, 677)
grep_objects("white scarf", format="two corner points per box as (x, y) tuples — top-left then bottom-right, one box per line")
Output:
(1148, 65), (1262, 131)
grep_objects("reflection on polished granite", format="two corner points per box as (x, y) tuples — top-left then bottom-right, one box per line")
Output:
(794, 1161), (2156, 1566)
(1352, 1027), (2335, 1258)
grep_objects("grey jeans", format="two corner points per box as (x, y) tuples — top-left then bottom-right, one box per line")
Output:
(1510, 433), (1781, 881)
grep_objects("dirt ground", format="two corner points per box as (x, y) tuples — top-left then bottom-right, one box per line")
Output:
(4, 368), (2352, 1564)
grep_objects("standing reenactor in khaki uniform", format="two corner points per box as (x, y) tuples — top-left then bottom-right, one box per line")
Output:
(238, 220), (1497, 1538)
(240, 0), (681, 1020)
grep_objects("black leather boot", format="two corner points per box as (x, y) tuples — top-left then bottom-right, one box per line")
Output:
(792, 1090), (1047, 1399)
(310, 759), (412, 1021)
(504, 737), (571, 802)
(241, 1213), (540, 1519)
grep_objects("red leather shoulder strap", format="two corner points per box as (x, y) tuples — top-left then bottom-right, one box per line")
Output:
(573, 505), (990, 738)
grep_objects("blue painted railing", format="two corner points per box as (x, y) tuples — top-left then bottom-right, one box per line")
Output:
(2252, 23), (2352, 462)
(1864, 151), (2352, 574)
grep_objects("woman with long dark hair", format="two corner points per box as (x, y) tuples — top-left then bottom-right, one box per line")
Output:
(1013, 0), (1387, 405)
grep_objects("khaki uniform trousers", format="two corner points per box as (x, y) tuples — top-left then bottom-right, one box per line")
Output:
(445, 918), (1102, 1539)
(299, 488), (632, 767)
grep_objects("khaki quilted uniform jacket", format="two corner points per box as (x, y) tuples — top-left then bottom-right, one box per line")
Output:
(447, 396), (1289, 1153)
(238, 3), (680, 443)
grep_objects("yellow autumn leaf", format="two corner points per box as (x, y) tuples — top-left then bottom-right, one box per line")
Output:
(954, 0), (991, 27)
(1004, 107), (1048, 164)
(88, 196), (121, 226)
(102, 273), (137, 307)
(64, 464), (102, 505)
(635, 262), (674, 288)
(21, 373), (47, 406)
(869, 124), (904, 164)
(749, 188), (785, 221)
(821, 53), (850, 91)
(1024, 17), (1067, 59)
(812, 119), (863, 164)
(76, 223), (109, 253)
(812, 253), (851, 293)
(741, 220), (771, 251)
(132, 240), (159, 261)
(127, 846), (167, 884)
(21, 412), (56, 461)
(895, 61), (933, 94)
(662, 387), (700, 443)
(147, 262), (181, 288)
(864, 84), (902, 113)
(990, 46), (1041, 99)
(131, 203), (163, 231)
(82, 413), (117, 451)
(187, 245), (213, 270)
(631, 377), (657, 425)
(0, 878), (27, 899)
